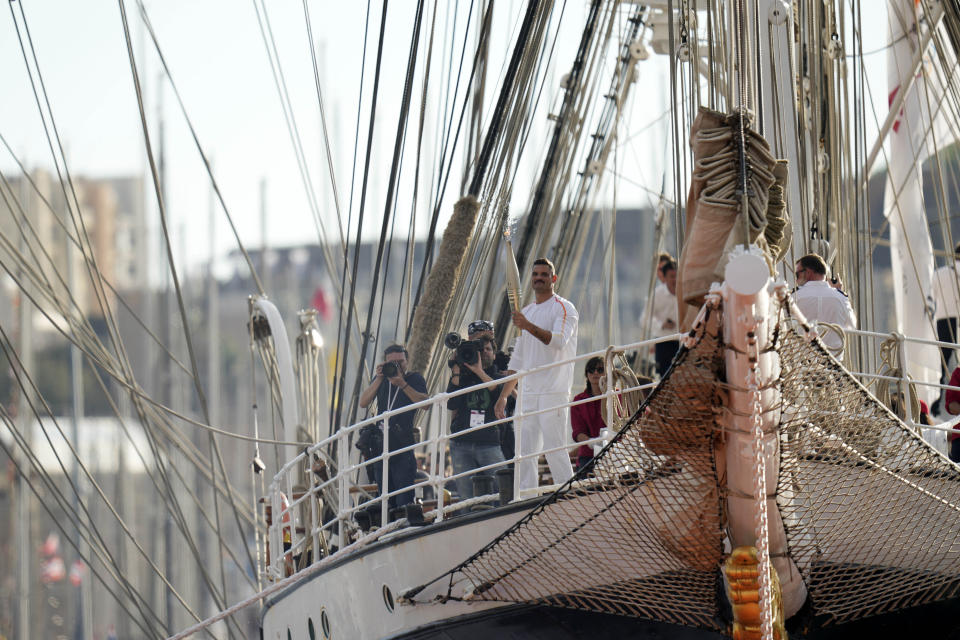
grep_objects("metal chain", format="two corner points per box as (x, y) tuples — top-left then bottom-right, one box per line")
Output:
(747, 328), (773, 640)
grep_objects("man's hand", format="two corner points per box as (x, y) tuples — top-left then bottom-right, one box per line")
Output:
(511, 310), (530, 332)
(494, 396), (508, 420)
(513, 310), (552, 345)
(464, 359), (484, 376)
(387, 372), (406, 387)
(374, 364), (384, 378)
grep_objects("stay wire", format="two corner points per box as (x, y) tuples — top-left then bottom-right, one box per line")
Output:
(8, 2), (122, 348)
(0, 139), (194, 378)
(117, 1), (258, 618)
(330, 0), (372, 431)
(132, 0), (264, 295)
(0, 327), (177, 635)
(349, 0), (427, 426)
(0, 431), (160, 638)
(399, 0), (441, 336)
(408, 0), (483, 328)
(335, 0), (390, 431)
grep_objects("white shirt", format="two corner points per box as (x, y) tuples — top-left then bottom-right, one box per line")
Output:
(508, 294), (579, 395)
(933, 261), (960, 320)
(641, 282), (677, 338)
(794, 280), (857, 355)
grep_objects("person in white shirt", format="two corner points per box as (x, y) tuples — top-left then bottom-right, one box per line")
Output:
(647, 261), (680, 375)
(932, 243), (960, 409)
(495, 258), (578, 492)
(794, 254), (857, 359)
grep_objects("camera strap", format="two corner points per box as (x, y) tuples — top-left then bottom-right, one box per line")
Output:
(384, 380), (403, 419)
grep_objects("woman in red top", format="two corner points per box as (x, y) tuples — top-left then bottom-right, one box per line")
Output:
(943, 367), (960, 462)
(571, 356), (606, 471)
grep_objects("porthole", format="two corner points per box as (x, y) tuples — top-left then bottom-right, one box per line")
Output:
(382, 584), (395, 612)
(308, 617), (316, 640)
(320, 609), (331, 638)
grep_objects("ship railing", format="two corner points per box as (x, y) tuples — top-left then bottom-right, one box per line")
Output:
(264, 325), (960, 581)
(263, 335), (671, 581)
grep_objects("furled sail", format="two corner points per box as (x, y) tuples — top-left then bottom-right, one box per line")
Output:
(884, 0), (940, 405)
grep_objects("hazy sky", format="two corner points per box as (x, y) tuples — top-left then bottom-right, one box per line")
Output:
(0, 1), (890, 277)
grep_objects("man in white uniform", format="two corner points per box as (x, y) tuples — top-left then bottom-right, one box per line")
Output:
(495, 258), (578, 492)
(794, 254), (857, 359)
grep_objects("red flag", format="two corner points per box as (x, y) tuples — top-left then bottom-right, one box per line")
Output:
(311, 286), (332, 322)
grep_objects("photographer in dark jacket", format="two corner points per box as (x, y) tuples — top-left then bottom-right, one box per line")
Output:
(358, 344), (428, 508)
(447, 336), (507, 498)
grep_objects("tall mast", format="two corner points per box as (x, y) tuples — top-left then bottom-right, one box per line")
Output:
(16, 169), (33, 640)
(67, 176), (91, 640)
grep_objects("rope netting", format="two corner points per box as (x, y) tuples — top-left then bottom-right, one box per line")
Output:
(405, 296), (960, 632)
(776, 313), (960, 625)
(407, 306), (728, 629)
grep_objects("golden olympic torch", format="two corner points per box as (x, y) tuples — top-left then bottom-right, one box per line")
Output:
(504, 230), (522, 312)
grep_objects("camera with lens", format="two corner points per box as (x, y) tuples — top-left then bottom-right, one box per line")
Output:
(444, 332), (481, 368)
(381, 361), (400, 379)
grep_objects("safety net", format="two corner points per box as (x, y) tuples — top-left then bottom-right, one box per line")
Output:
(404, 297), (960, 633)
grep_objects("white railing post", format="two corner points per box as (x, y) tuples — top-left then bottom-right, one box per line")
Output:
(337, 431), (348, 551)
(605, 348), (615, 439)
(269, 481), (280, 579)
(436, 398), (447, 520)
(308, 449), (318, 566)
(381, 415), (391, 527)
(513, 386), (522, 502)
(895, 332), (916, 429)
(428, 400), (439, 513)
(285, 473), (296, 574)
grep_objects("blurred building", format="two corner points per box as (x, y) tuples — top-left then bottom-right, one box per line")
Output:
(0, 170), (146, 340)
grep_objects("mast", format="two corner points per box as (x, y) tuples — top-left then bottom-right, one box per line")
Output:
(67, 193), (91, 640)
(157, 76), (176, 635)
(16, 170), (32, 640)
(260, 178), (269, 295)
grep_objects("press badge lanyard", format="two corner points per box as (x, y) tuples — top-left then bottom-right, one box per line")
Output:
(382, 380), (403, 429)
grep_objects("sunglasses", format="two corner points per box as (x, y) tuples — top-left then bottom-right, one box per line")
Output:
(587, 367), (604, 374)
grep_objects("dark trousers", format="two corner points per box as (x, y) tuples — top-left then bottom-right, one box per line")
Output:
(937, 318), (958, 379)
(934, 318), (958, 413)
(951, 438), (960, 464)
(655, 340), (681, 377)
(372, 450), (416, 509)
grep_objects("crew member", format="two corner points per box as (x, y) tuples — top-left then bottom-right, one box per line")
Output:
(794, 254), (857, 360)
(495, 257), (578, 491)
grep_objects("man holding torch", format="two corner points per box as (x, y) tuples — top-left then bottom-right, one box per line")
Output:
(495, 257), (578, 492)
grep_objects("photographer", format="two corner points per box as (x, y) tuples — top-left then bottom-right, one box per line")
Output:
(358, 344), (428, 509)
(446, 336), (506, 499)
(468, 319), (512, 372)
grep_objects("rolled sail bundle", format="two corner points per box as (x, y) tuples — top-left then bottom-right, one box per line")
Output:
(677, 107), (791, 331)
(407, 195), (481, 373)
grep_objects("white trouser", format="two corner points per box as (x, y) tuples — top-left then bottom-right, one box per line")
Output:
(517, 392), (574, 491)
